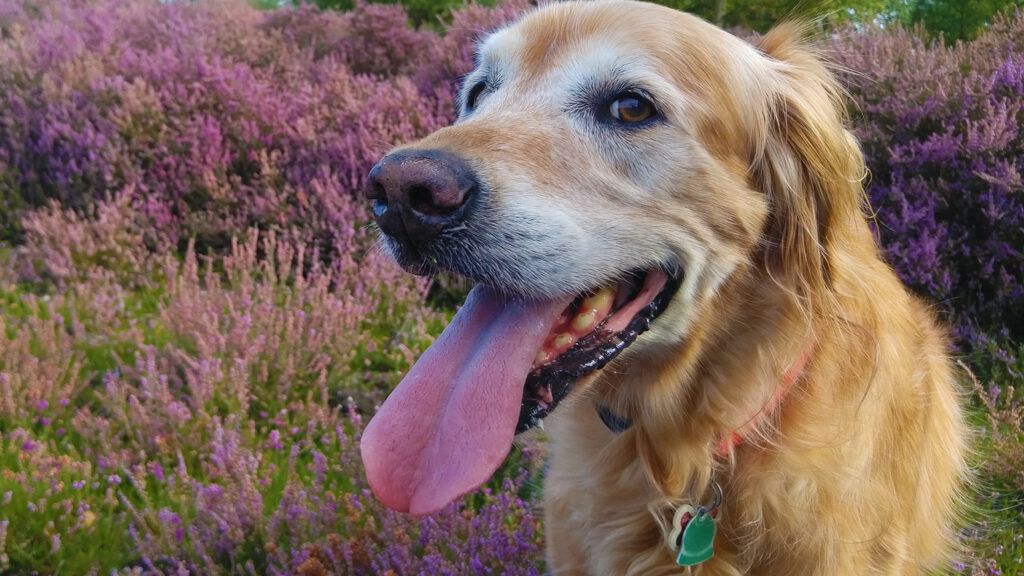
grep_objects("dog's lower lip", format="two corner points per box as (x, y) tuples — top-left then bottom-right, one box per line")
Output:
(516, 269), (681, 433)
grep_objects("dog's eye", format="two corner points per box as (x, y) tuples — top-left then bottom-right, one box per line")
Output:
(465, 81), (487, 111)
(608, 92), (656, 124)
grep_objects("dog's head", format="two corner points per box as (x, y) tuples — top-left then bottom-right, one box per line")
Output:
(361, 0), (865, 514)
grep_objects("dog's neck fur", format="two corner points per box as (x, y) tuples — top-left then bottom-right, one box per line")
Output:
(595, 339), (813, 459)
(591, 261), (827, 496)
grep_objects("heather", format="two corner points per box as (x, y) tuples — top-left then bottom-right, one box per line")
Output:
(0, 0), (514, 257)
(0, 0), (1021, 573)
(832, 16), (1024, 349)
(0, 0), (547, 573)
(0, 224), (546, 574)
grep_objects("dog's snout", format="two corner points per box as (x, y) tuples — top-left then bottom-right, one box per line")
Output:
(365, 149), (477, 247)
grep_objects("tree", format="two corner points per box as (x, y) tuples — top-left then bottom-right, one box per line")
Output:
(657, 0), (890, 30)
(906, 0), (1020, 41)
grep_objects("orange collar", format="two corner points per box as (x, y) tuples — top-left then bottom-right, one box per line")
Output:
(596, 347), (813, 460)
(713, 347), (812, 458)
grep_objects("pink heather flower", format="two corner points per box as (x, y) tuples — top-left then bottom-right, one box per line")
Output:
(312, 450), (327, 484)
(267, 430), (283, 450)
(166, 401), (191, 423)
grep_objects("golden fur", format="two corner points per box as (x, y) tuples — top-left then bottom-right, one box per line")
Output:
(394, 1), (969, 573)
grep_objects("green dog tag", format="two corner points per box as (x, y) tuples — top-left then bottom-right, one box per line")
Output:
(675, 510), (716, 566)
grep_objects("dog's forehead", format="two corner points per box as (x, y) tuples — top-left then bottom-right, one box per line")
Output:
(479, 3), (649, 82)
(476, 1), (737, 98)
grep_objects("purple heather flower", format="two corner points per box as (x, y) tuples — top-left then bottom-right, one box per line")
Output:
(149, 462), (165, 482)
(267, 429), (283, 450)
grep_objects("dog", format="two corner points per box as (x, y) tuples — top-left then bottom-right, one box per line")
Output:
(359, 1), (969, 574)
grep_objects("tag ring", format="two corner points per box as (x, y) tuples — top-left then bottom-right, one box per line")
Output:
(705, 479), (723, 514)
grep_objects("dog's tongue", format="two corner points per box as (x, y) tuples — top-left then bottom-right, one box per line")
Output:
(360, 285), (572, 515)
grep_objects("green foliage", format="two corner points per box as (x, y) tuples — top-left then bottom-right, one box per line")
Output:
(661, 0), (1021, 38)
(659, 0), (889, 29)
(903, 0), (1022, 41)
(306, 0), (495, 26)
(0, 439), (140, 574)
(299, 0), (1020, 41)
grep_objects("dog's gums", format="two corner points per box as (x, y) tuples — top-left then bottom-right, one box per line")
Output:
(517, 269), (680, 433)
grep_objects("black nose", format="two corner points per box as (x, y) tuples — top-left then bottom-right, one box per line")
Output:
(364, 149), (477, 248)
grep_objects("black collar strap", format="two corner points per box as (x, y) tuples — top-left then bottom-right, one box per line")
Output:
(597, 404), (633, 434)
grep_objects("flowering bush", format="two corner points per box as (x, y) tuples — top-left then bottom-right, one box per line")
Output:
(0, 0), (521, 257)
(0, 0), (543, 573)
(832, 15), (1024, 348)
(0, 227), (545, 574)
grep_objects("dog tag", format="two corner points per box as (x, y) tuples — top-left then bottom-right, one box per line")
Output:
(667, 504), (695, 549)
(675, 508), (716, 567)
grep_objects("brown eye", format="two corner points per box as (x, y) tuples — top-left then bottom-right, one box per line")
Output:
(608, 92), (655, 123)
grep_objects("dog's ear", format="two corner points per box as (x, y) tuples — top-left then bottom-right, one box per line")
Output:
(750, 23), (867, 305)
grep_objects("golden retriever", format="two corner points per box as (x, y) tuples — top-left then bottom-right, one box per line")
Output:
(359, 1), (969, 574)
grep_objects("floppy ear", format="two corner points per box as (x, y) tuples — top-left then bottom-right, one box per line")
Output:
(750, 23), (867, 307)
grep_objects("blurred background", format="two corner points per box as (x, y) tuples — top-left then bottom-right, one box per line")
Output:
(0, 0), (1020, 574)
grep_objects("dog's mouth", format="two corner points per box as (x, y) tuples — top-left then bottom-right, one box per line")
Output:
(361, 266), (679, 515)
(517, 269), (679, 433)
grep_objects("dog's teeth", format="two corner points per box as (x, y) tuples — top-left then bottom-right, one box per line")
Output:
(552, 333), (574, 349)
(534, 349), (551, 364)
(571, 310), (597, 332)
(581, 287), (614, 312)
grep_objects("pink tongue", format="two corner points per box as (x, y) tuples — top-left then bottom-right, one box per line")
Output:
(360, 285), (572, 515)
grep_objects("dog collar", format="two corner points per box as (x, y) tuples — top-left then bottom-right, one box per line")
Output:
(596, 403), (633, 434)
(594, 347), (813, 457)
(597, 347), (812, 567)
